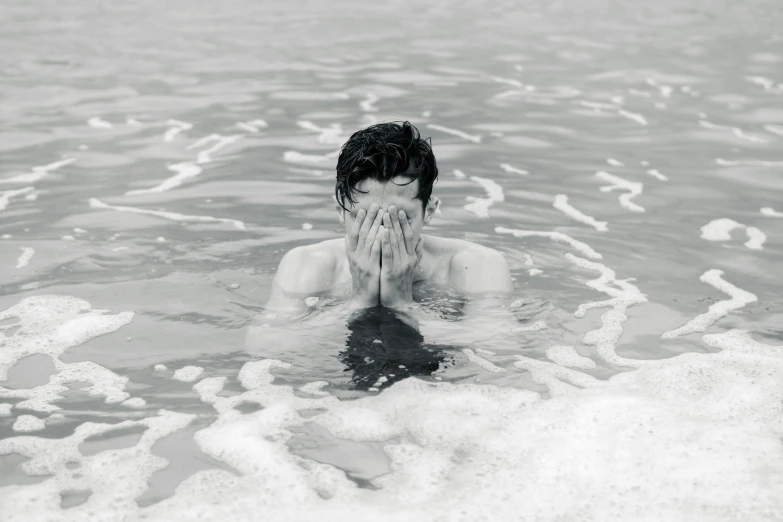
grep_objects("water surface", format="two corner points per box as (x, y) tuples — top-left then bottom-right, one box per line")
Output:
(1, 0), (782, 519)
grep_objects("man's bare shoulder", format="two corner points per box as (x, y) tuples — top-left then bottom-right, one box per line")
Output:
(274, 238), (344, 294)
(432, 236), (512, 293)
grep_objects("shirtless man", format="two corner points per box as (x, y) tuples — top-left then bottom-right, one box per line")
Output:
(266, 120), (512, 315)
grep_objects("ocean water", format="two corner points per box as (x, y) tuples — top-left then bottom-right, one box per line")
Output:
(1, 0), (782, 519)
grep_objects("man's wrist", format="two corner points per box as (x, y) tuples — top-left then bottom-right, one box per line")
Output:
(349, 296), (378, 310)
(380, 294), (414, 311)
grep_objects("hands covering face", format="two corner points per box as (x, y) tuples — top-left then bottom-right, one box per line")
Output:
(345, 204), (422, 309)
(379, 205), (423, 309)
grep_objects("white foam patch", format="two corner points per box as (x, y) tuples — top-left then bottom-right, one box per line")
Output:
(172, 366), (204, 382)
(577, 100), (619, 111)
(490, 76), (524, 87)
(528, 268), (543, 276)
(87, 117), (113, 129)
(302, 223), (313, 231)
(699, 120), (768, 144)
(304, 297), (319, 307)
(744, 75), (783, 94)
(661, 270), (757, 339)
(452, 169), (466, 179)
(513, 354), (601, 396)
(595, 171), (645, 213)
(523, 254), (534, 266)
(154, 364), (167, 371)
(15, 247), (34, 268)
(299, 381), (330, 396)
(512, 320), (547, 333)
(0, 409), (195, 518)
(4, 332), (783, 519)
(426, 123), (482, 144)
(761, 207), (783, 217)
(288, 167), (326, 177)
(546, 345), (597, 370)
(628, 88), (652, 97)
(462, 349), (507, 373)
(0, 403), (11, 416)
(126, 162), (203, 195)
(12, 415), (46, 432)
(645, 77), (674, 98)
(510, 299), (526, 309)
(0, 158), (76, 184)
(646, 168), (668, 181)
(567, 253), (648, 367)
(163, 120), (193, 141)
(494, 88), (530, 99)
(499, 163), (528, 175)
(606, 158), (623, 166)
(553, 195), (608, 231)
(617, 109), (647, 126)
(495, 227), (602, 259)
(0, 187), (34, 212)
(283, 150), (340, 164)
(701, 218), (766, 250)
(764, 124), (783, 137)
(0, 296), (134, 412)
(716, 158), (783, 167)
(236, 119), (268, 133)
(187, 134), (243, 163)
(89, 198), (247, 230)
(463, 176), (504, 218)
(297, 121), (345, 145)
(123, 398), (146, 408)
(359, 93), (380, 112)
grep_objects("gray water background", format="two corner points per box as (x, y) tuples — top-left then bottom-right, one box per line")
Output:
(1, 0), (782, 503)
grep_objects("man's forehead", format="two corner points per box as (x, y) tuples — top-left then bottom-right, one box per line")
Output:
(353, 177), (420, 206)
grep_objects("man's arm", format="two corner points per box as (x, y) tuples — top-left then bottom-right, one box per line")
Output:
(247, 245), (351, 357)
(449, 247), (514, 296)
(388, 246), (516, 346)
(264, 246), (336, 314)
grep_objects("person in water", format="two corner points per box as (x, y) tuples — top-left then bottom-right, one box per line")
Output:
(266, 120), (513, 314)
(257, 121), (514, 390)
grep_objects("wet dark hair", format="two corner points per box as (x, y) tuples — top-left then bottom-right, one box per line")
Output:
(335, 121), (438, 212)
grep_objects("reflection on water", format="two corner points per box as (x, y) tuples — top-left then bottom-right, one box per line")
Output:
(340, 307), (448, 391)
(1, 0), (783, 518)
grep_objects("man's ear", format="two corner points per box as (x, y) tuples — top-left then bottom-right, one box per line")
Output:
(333, 194), (345, 224)
(423, 196), (440, 225)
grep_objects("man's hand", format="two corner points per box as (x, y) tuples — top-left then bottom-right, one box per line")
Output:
(380, 205), (423, 309)
(346, 203), (384, 308)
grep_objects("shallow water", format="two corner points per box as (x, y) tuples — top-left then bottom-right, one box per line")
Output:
(1, 0), (782, 519)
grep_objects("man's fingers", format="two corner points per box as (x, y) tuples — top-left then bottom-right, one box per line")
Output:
(389, 206), (406, 254)
(384, 212), (402, 265)
(370, 227), (382, 264)
(398, 210), (415, 255)
(381, 227), (393, 266)
(364, 207), (385, 255)
(358, 204), (379, 251)
(347, 208), (366, 251)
